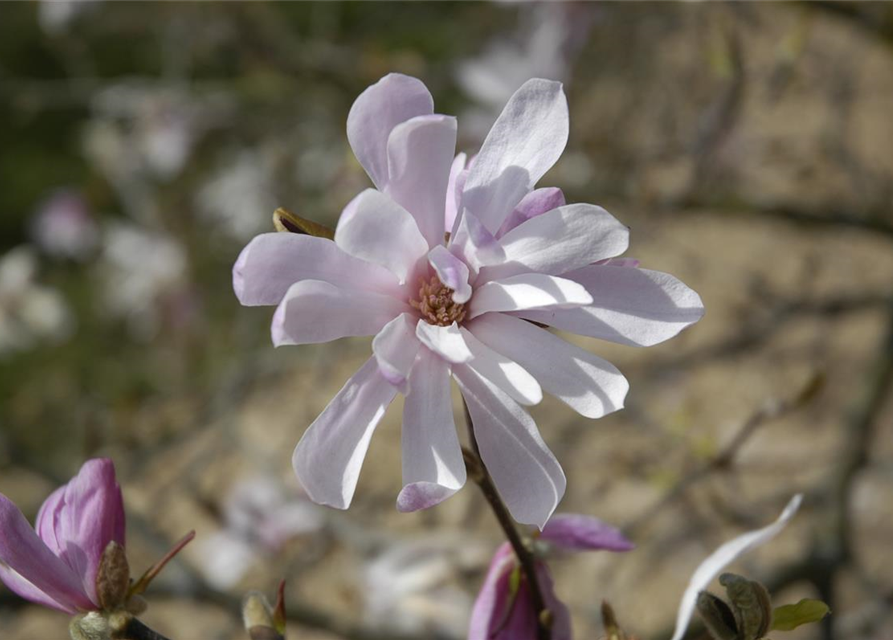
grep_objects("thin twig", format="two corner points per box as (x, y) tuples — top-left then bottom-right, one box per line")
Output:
(120, 618), (172, 640)
(462, 401), (551, 640)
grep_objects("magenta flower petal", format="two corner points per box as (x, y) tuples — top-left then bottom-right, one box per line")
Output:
(34, 486), (66, 557)
(516, 266), (705, 347)
(0, 494), (94, 612)
(455, 366), (565, 529)
(347, 73), (434, 190)
(462, 79), (569, 234)
(469, 313), (628, 419)
(0, 562), (75, 613)
(397, 348), (466, 512)
(496, 187), (566, 238)
(292, 357), (399, 509)
(385, 114), (457, 249)
(468, 543), (515, 640)
(540, 514), (634, 553)
(233, 233), (400, 307)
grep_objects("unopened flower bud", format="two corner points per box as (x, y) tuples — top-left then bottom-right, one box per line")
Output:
(696, 573), (774, 640)
(69, 612), (111, 640)
(96, 541), (131, 611)
(242, 582), (286, 640)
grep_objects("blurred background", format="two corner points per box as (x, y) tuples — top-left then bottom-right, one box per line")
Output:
(1, 2), (892, 639)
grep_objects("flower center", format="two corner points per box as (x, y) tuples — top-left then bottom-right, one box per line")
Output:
(410, 275), (467, 327)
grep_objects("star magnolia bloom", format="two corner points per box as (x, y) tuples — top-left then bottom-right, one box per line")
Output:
(670, 494), (803, 640)
(469, 514), (634, 640)
(0, 459), (125, 614)
(234, 73), (705, 527)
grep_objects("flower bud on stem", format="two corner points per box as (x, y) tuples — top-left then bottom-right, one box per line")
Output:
(462, 401), (551, 640)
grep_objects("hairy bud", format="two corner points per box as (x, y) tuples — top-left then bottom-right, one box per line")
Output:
(96, 541), (131, 611)
(69, 612), (111, 640)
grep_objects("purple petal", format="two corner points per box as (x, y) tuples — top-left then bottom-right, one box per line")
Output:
(0, 494), (94, 611)
(496, 187), (566, 238)
(541, 514), (634, 552)
(468, 544), (515, 640)
(34, 486), (66, 557)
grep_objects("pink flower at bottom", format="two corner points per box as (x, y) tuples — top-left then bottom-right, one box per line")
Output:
(234, 73), (705, 528)
(0, 459), (125, 613)
(469, 514), (634, 640)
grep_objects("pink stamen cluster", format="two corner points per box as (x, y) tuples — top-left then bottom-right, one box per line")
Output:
(410, 275), (467, 327)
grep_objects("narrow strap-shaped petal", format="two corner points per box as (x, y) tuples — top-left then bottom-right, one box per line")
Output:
(428, 245), (472, 303)
(397, 348), (466, 512)
(415, 320), (473, 364)
(454, 366), (565, 529)
(515, 266), (704, 347)
(58, 458), (125, 604)
(372, 313), (421, 393)
(347, 73), (434, 190)
(233, 233), (401, 306)
(335, 189), (429, 284)
(480, 204), (629, 282)
(671, 494), (803, 640)
(496, 187), (566, 238)
(469, 273), (592, 319)
(292, 357), (399, 509)
(461, 79), (569, 234)
(0, 494), (94, 611)
(444, 153), (467, 234)
(273, 280), (410, 346)
(449, 209), (505, 274)
(540, 514), (634, 552)
(467, 313), (628, 418)
(461, 328), (542, 406)
(0, 563), (75, 613)
(386, 114), (457, 249)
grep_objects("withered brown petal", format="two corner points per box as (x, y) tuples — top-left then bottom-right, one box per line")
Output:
(720, 573), (773, 640)
(696, 590), (740, 640)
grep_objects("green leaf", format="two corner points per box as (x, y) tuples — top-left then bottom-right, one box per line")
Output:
(770, 599), (830, 631)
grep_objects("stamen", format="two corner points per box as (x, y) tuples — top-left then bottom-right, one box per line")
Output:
(410, 275), (467, 327)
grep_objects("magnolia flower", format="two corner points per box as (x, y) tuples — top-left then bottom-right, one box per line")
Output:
(0, 459), (124, 614)
(670, 494), (803, 640)
(234, 73), (704, 527)
(469, 514), (633, 640)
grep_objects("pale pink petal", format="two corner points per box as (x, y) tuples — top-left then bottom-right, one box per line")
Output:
(454, 366), (565, 529)
(538, 565), (572, 640)
(334, 189), (428, 284)
(469, 274), (593, 319)
(0, 494), (94, 611)
(671, 495), (803, 640)
(0, 563), (74, 613)
(292, 357), (399, 509)
(496, 187), (566, 238)
(415, 320), (473, 364)
(468, 543), (515, 640)
(460, 328), (542, 406)
(233, 233), (400, 306)
(515, 266), (704, 347)
(58, 459), (125, 604)
(481, 204), (629, 282)
(444, 153), (468, 234)
(540, 514), (634, 552)
(594, 257), (640, 268)
(347, 73), (434, 190)
(449, 209), (505, 274)
(428, 245), (472, 303)
(273, 280), (410, 346)
(462, 79), (569, 234)
(372, 314), (421, 393)
(386, 114), (457, 249)
(397, 348), (466, 512)
(467, 313), (628, 418)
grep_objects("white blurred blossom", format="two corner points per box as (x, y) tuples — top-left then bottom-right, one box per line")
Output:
(0, 246), (73, 356)
(38, 0), (99, 34)
(30, 190), (99, 261)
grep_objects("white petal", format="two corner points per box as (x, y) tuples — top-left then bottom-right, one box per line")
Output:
(480, 204), (629, 282)
(334, 189), (429, 283)
(516, 266), (705, 347)
(372, 313), (421, 393)
(415, 320), (472, 364)
(671, 495), (804, 640)
(397, 348), (466, 512)
(449, 209), (506, 274)
(272, 280), (410, 346)
(292, 357), (399, 509)
(386, 115), (457, 249)
(233, 233), (400, 306)
(468, 313), (628, 418)
(444, 153), (468, 234)
(461, 79), (569, 233)
(454, 365), (565, 529)
(461, 327), (542, 406)
(347, 73), (434, 190)
(469, 273), (593, 319)
(428, 245), (472, 303)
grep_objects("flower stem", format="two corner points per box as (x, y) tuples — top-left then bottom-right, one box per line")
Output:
(462, 401), (551, 640)
(120, 618), (173, 640)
